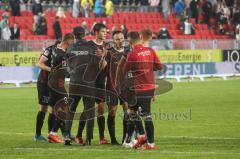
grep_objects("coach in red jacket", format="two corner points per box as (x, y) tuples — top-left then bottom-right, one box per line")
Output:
(122, 31), (162, 150)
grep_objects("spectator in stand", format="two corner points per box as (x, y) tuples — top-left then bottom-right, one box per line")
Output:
(35, 13), (47, 35)
(32, 0), (43, 16)
(120, 24), (128, 39)
(81, 0), (94, 18)
(174, 0), (185, 18)
(112, 0), (120, 5)
(222, 3), (231, 20)
(149, 0), (160, 12)
(161, 0), (170, 18)
(105, 0), (114, 17)
(202, 0), (212, 25)
(224, 0), (235, 8)
(2, 24), (11, 40)
(9, 0), (21, 16)
(0, 13), (9, 31)
(233, 7), (240, 25)
(81, 21), (90, 35)
(140, 0), (149, 12)
(190, 0), (199, 23)
(94, 0), (105, 17)
(185, 0), (191, 16)
(236, 24), (240, 47)
(217, 8), (228, 24)
(218, 23), (228, 35)
(32, 0), (43, 24)
(56, 6), (66, 18)
(157, 27), (171, 49)
(157, 27), (171, 39)
(10, 22), (20, 40)
(10, 22), (20, 51)
(182, 17), (195, 35)
(1, 22), (11, 51)
(53, 16), (62, 41)
(72, 0), (81, 17)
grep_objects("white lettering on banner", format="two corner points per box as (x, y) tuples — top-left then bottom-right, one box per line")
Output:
(235, 63), (240, 73)
(175, 64), (182, 75)
(167, 64), (173, 75)
(228, 50), (240, 62)
(193, 64), (202, 75)
(184, 64), (191, 75)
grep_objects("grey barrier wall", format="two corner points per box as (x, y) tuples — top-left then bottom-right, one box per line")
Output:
(0, 39), (239, 52)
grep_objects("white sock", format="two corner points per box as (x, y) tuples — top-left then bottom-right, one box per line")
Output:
(148, 143), (155, 147)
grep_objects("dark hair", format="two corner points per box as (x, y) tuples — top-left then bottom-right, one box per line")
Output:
(62, 33), (75, 42)
(93, 23), (106, 33)
(127, 31), (140, 43)
(112, 30), (123, 38)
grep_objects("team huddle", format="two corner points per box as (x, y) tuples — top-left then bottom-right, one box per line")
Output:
(34, 23), (162, 150)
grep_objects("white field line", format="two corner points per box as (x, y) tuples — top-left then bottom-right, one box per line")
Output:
(0, 131), (239, 140)
(2, 147), (239, 155)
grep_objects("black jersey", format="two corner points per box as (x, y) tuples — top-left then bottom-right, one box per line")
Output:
(37, 45), (55, 84)
(106, 46), (130, 91)
(67, 40), (104, 86)
(87, 40), (107, 86)
(51, 46), (67, 68)
(48, 46), (68, 89)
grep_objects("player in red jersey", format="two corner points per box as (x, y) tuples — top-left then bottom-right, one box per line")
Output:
(123, 31), (162, 150)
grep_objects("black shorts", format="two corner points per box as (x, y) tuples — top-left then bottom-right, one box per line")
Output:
(129, 97), (152, 115)
(37, 82), (50, 105)
(106, 90), (124, 106)
(129, 89), (155, 115)
(95, 83), (106, 104)
(49, 88), (68, 107)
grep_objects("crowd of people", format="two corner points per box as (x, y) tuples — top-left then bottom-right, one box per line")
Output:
(0, 12), (20, 51)
(0, 0), (240, 41)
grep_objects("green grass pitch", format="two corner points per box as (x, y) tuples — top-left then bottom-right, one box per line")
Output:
(0, 79), (239, 159)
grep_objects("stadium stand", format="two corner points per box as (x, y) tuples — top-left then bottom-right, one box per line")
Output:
(0, 0), (239, 41)
(0, 10), (234, 41)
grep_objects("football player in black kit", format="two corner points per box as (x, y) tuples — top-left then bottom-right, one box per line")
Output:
(47, 33), (75, 143)
(105, 30), (131, 145)
(64, 24), (108, 146)
(75, 23), (110, 145)
(34, 42), (59, 141)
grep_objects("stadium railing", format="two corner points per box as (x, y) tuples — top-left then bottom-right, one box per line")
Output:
(0, 39), (239, 52)
(20, 4), (160, 13)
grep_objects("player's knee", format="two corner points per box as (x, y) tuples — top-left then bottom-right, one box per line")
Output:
(122, 102), (128, 111)
(128, 110), (139, 121)
(142, 114), (152, 122)
(97, 103), (105, 115)
(40, 105), (48, 113)
(108, 106), (117, 117)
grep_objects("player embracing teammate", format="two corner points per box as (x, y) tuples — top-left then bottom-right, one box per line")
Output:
(34, 25), (162, 150)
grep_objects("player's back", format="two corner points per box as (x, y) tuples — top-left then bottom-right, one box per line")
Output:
(67, 41), (103, 86)
(125, 44), (161, 92)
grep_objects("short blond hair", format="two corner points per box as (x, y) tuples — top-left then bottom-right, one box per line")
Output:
(140, 29), (152, 41)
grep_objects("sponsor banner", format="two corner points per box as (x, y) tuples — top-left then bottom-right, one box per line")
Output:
(156, 50), (222, 63)
(162, 62), (240, 76)
(222, 50), (240, 62)
(0, 66), (39, 81)
(0, 52), (40, 66)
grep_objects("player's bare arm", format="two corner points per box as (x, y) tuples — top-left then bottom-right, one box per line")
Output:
(37, 56), (51, 72)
